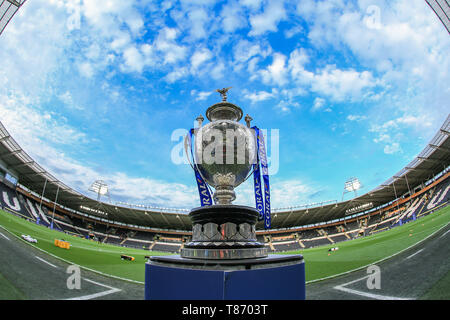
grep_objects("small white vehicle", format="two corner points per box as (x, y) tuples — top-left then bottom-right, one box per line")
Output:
(21, 234), (37, 243)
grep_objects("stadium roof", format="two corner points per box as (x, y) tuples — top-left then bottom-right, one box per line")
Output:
(426, 0), (450, 34)
(0, 115), (449, 232)
(0, 0), (26, 35)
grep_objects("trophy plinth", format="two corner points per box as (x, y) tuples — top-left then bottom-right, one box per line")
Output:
(181, 88), (268, 260)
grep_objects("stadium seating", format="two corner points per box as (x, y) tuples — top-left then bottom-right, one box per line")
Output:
(0, 174), (449, 254)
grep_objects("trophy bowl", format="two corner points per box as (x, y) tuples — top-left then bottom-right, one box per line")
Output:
(194, 119), (257, 205)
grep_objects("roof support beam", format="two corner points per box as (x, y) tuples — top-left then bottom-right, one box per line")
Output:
(6, 0), (22, 7)
(417, 156), (444, 164)
(429, 144), (450, 153)
(0, 135), (12, 142)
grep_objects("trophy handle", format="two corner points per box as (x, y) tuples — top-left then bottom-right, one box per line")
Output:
(238, 126), (259, 185)
(238, 161), (258, 186)
(184, 131), (212, 187)
(185, 131), (217, 205)
(184, 133), (196, 171)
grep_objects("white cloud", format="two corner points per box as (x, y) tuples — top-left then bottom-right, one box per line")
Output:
(259, 52), (288, 86)
(120, 43), (156, 73)
(368, 114), (435, 155)
(310, 66), (377, 102)
(58, 91), (84, 111)
(243, 89), (276, 103)
(240, 0), (263, 11)
(154, 27), (188, 65)
(384, 142), (401, 155)
(186, 7), (210, 40)
(275, 99), (301, 113)
(295, 0), (450, 134)
(284, 24), (303, 39)
(233, 39), (272, 63)
(287, 48), (379, 102)
(191, 90), (213, 101)
(122, 46), (145, 73)
(347, 114), (368, 122)
(248, 0), (287, 36)
(78, 62), (94, 78)
(190, 48), (213, 71)
(0, 92), (88, 149)
(235, 178), (316, 208)
(165, 67), (189, 83)
(221, 1), (247, 32)
(0, 93), (198, 208)
(82, 0), (144, 37)
(312, 97), (326, 111)
(210, 61), (225, 80)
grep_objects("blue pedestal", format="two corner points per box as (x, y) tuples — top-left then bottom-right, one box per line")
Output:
(145, 254), (305, 300)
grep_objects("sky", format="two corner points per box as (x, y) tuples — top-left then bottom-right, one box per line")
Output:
(0, 0), (449, 211)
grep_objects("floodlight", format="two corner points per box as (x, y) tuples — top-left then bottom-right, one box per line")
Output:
(344, 177), (361, 192)
(89, 180), (109, 201)
(342, 177), (362, 200)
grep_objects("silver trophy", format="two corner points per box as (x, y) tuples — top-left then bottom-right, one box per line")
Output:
(181, 88), (268, 260)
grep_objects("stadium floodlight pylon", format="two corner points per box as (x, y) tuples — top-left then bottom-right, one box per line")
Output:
(342, 177), (362, 201)
(0, 0), (27, 36)
(89, 180), (110, 202)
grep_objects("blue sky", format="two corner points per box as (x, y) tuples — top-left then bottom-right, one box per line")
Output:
(0, 0), (449, 210)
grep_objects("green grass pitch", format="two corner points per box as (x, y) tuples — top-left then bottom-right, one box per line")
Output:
(0, 205), (449, 284)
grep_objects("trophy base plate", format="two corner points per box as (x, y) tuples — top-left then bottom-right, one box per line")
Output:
(180, 246), (267, 260)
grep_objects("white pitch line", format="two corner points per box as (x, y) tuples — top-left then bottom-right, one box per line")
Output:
(334, 284), (411, 300)
(0, 231), (10, 240)
(439, 229), (450, 239)
(405, 248), (424, 260)
(35, 256), (58, 269)
(307, 220), (450, 284)
(333, 275), (411, 300)
(66, 278), (121, 300)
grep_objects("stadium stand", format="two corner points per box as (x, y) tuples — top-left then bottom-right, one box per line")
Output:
(0, 1), (449, 256)
(0, 113), (449, 254)
(0, 171), (449, 253)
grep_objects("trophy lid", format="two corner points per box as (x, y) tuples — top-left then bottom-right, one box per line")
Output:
(206, 102), (243, 122)
(206, 87), (243, 122)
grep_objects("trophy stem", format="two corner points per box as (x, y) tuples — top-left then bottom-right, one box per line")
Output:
(213, 185), (236, 205)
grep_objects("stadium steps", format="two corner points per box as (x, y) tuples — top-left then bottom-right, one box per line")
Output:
(336, 225), (351, 240)
(413, 193), (432, 220)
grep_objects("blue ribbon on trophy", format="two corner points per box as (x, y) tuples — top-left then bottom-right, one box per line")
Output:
(252, 127), (271, 229)
(187, 128), (214, 207)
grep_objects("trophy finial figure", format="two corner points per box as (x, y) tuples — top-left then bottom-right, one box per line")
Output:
(245, 114), (253, 128)
(216, 87), (232, 101)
